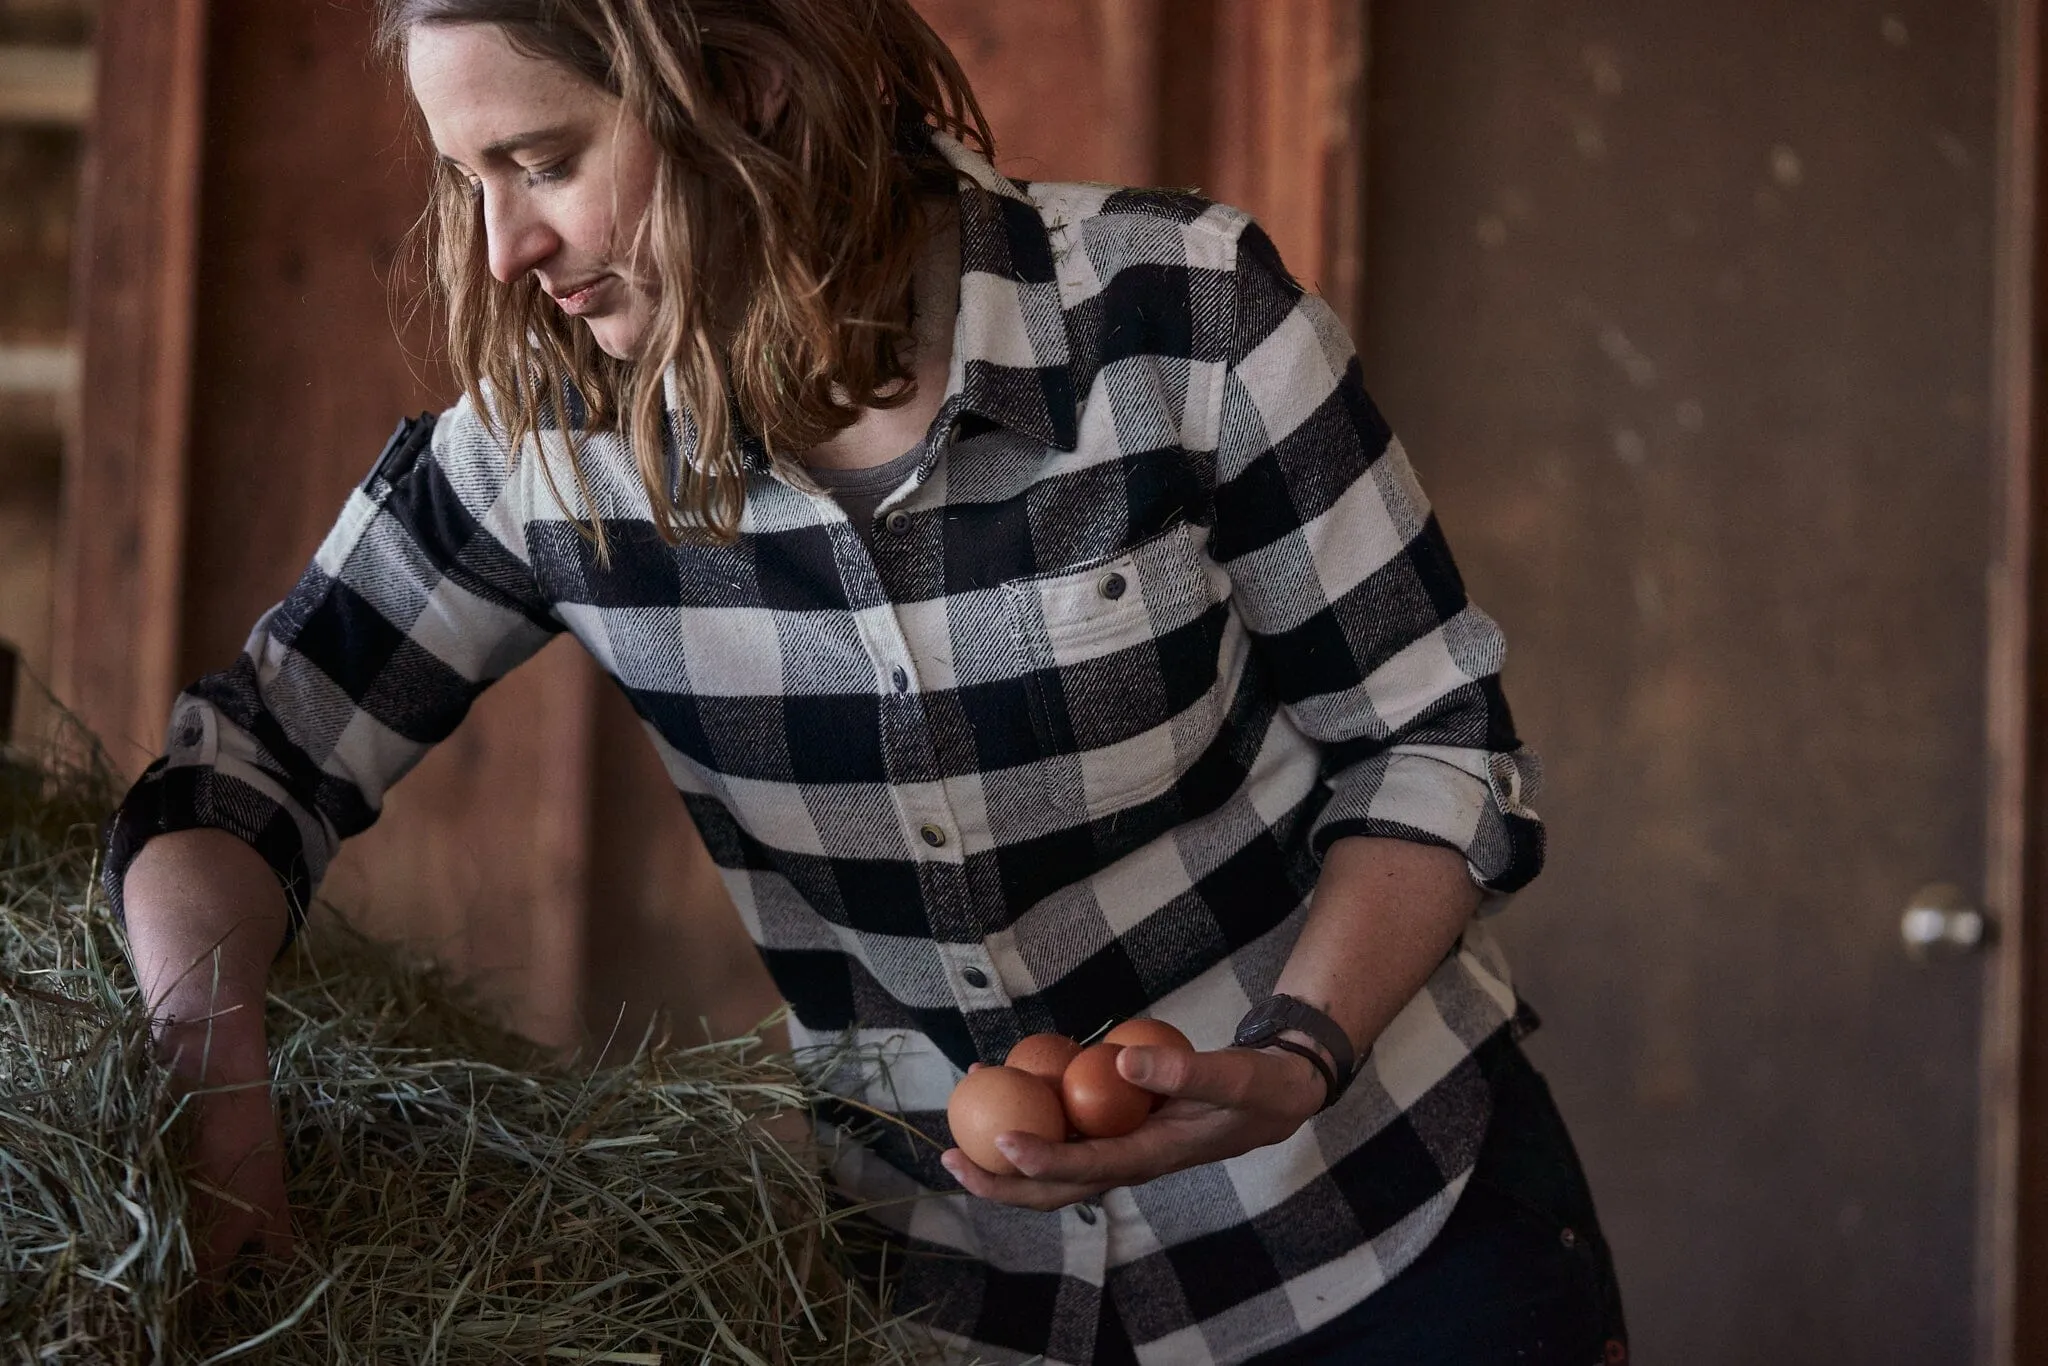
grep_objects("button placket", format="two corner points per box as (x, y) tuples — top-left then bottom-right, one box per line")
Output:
(937, 942), (1008, 1008)
(844, 566), (967, 897)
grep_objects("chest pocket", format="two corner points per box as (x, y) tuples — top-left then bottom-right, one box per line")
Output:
(1003, 520), (1236, 817)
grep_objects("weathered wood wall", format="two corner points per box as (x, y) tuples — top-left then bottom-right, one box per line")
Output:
(0, 0), (93, 748)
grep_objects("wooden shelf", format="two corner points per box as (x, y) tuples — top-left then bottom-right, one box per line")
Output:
(0, 46), (92, 125)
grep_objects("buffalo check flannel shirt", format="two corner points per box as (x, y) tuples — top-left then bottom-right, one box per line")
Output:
(107, 134), (1545, 1365)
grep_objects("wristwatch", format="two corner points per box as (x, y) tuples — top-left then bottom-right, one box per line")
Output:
(1232, 995), (1360, 1112)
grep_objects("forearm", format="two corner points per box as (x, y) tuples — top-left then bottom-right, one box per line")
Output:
(1273, 836), (1483, 1060)
(122, 828), (290, 1066)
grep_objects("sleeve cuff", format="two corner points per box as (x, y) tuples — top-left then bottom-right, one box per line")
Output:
(1309, 748), (1546, 895)
(103, 758), (317, 957)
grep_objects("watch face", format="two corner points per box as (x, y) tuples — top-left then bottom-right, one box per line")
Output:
(1236, 997), (1287, 1042)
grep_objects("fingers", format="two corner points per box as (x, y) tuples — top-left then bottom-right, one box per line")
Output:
(941, 1147), (1102, 1210)
(940, 1118), (1190, 1210)
(1119, 1044), (1323, 1120)
(256, 1212), (298, 1263)
(1116, 1044), (1256, 1106)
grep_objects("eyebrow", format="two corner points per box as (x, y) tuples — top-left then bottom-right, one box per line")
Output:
(439, 123), (580, 169)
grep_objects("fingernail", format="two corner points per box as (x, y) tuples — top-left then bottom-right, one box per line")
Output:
(994, 1135), (1019, 1158)
(1121, 1047), (1152, 1084)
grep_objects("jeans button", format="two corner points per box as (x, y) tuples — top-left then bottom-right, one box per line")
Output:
(962, 967), (990, 989)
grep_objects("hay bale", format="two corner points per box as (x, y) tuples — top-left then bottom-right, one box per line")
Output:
(0, 742), (926, 1364)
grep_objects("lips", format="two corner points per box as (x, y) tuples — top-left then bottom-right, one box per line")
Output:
(549, 277), (609, 317)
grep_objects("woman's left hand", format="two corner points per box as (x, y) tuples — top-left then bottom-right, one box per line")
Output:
(940, 1044), (1327, 1210)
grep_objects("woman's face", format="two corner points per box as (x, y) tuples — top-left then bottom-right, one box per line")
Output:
(407, 23), (660, 360)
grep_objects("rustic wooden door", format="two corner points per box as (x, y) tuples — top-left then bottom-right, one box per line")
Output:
(1361, 2), (1998, 1360)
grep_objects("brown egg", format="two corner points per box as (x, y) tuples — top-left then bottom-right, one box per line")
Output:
(1061, 1043), (1154, 1139)
(1103, 1018), (1194, 1053)
(1102, 1018), (1194, 1111)
(948, 1066), (1067, 1176)
(1005, 1032), (1082, 1090)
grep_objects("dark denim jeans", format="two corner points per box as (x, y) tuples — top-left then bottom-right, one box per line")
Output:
(1096, 1038), (1628, 1365)
(1247, 1039), (1626, 1365)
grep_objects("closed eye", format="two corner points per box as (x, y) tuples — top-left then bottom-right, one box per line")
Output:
(521, 159), (570, 188)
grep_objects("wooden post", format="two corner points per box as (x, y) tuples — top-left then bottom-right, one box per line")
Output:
(55, 0), (207, 773)
(1982, 0), (2047, 1359)
(1201, 0), (1369, 334)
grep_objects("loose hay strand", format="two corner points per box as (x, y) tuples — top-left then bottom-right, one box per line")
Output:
(0, 738), (932, 1365)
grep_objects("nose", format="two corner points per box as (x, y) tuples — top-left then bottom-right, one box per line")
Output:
(481, 186), (559, 286)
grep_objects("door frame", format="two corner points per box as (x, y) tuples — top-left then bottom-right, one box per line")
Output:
(1985, 2), (2048, 1362)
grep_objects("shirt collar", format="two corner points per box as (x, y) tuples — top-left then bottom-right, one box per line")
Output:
(665, 130), (1082, 481)
(934, 132), (1081, 453)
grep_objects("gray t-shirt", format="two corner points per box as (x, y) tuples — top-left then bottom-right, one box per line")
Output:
(803, 444), (927, 548)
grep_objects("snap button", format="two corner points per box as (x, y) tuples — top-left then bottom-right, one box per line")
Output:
(962, 966), (990, 989)
(891, 666), (909, 693)
(884, 509), (912, 536)
(920, 823), (947, 848)
(1075, 1203), (1098, 1225)
(1099, 572), (1127, 601)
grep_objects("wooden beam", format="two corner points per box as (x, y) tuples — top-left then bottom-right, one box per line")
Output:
(1982, 0), (2047, 1360)
(0, 46), (93, 125)
(1201, 0), (1369, 335)
(55, 0), (207, 772)
(1095, 0), (1164, 188)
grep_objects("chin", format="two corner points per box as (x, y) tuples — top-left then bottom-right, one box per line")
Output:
(586, 322), (643, 362)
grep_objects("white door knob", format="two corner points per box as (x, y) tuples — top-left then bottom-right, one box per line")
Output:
(1899, 883), (1989, 959)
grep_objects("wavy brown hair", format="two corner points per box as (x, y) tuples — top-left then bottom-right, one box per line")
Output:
(375, 0), (993, 547)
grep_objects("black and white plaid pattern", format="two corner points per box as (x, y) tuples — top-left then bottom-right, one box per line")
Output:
(107, 135), (1544, 1365)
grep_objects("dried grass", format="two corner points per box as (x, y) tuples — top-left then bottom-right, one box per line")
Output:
(0, 734), (928, 1364)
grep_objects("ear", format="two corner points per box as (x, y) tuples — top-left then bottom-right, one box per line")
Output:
(749, 57), (790, 132)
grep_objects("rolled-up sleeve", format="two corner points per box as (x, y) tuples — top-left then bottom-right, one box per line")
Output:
(103, 399), (564, 944)
(1210, 223), (1544, 894)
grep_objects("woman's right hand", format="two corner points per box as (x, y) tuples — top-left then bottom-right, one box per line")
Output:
(155, 1016), (296, 1285)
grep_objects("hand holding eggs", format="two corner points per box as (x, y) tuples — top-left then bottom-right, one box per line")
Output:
(945, 1021), (1195, 1174)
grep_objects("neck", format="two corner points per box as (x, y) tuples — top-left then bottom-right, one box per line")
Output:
(799, 203), (960, 472)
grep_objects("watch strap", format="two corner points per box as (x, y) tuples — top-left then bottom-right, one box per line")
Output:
(1232, 995), (1361, 1110)
(1258, 1036), (1342, 1112)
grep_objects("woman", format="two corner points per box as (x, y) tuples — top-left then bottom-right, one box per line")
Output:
(109, 1), (1626, 1361)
